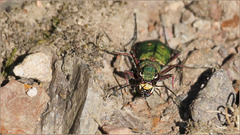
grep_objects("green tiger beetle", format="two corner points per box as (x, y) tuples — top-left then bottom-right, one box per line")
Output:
(104, 13), (190, 98)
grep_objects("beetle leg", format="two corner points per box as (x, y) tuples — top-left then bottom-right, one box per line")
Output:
(159, 64), (180, 75)
(117, 53), (139, 65)
(158, 74), (174, 90)
(115, 52), (132, 56)
(168, 52), (181, 64)
(130, 49), (139, 65)
(124, 70), (134, 84)
(159, 65), (175, 75)
(159, 64), (192, 75)
(149, 86), (155, 96)
(116, 52), (139, 66)
(131, 54), (139, 66)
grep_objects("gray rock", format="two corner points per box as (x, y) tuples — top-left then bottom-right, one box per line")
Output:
(13, 52), (52, 82)
(71, 77), (104, 134)
(190, 69), (236, 125)
(38, 56), (103, 134)
(39, 59), (90, 134)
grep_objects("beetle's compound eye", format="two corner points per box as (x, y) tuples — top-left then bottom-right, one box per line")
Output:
(140, 72), (143, 77)
(154, 74), (158, 79)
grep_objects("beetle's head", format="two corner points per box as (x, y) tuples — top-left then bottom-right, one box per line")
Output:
(140, 66), (158, 81)
(139, 66), (158, 97)
(139, 82), (155, 97)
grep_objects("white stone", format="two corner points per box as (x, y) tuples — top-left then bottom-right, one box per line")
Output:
(13, 52), (52, 82)
(26, 87), (38, 97)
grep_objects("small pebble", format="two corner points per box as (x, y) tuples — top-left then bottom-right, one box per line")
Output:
(26, 87), (38, 97)
(108, 128), (133, 134)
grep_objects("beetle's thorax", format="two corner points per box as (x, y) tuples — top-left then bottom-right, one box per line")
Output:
(140, 60), (161, 81)
(141, 66), (156, 81)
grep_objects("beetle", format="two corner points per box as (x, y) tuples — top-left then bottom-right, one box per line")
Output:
(107, 13), (188, 97)
(118, 40), (184, 97)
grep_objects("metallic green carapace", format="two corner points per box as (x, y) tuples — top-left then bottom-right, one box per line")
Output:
(134, 40), (174, 82)
(135, 40), (173, 66)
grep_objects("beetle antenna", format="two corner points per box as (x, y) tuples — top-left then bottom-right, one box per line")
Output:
(107, 84), (135, 98)
(160, 14), (169, 46)
(124, 13), (137, 49)
(133, 13), (137, 45)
